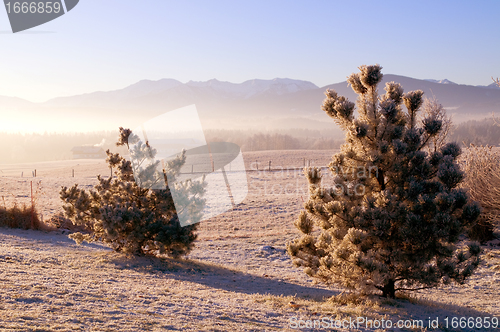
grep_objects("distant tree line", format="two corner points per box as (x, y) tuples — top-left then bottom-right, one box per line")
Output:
(6, 118), (500, 164)
(0, 129), (342, 163)
(204, 130), (342, 152)
(448, 117), (500, 147)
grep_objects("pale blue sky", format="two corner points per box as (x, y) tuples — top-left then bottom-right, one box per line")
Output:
(0, 0), (498, 102)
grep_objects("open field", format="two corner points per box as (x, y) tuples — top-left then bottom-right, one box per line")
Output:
(1, 150), (499, 331)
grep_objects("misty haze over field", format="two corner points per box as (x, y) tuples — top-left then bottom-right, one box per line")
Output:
(1, 75), (500, 163)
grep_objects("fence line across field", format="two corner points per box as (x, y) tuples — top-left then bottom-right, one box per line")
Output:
(15, 158), (324, 177)
(176, 158), (324, 175)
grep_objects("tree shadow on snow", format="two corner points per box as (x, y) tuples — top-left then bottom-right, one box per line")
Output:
(103, 251), (339, 300)
(103, 252), (499, 325)
(0, 227), (112, 251)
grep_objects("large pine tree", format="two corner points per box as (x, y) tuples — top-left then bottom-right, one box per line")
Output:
(287, 65), (481, 298)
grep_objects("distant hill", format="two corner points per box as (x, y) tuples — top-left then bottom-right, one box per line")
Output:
(320, 75), (500, 123)
(1, 75), (500, 133)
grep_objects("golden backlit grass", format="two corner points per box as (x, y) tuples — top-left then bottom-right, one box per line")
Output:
(459, 145), (500, 241)
(0, 202), (43, 230)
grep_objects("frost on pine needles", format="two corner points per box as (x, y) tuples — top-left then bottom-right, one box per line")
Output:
(60, 127), (206, 258)
(287, 65), (482, 298)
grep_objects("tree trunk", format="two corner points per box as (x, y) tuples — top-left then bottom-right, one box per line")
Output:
(377, 170), (385, 190)
(382, 279), (395, 298)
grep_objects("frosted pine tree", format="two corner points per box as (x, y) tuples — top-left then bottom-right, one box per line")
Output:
(287, 65), (482, 298)
(60, 127), (205, 258)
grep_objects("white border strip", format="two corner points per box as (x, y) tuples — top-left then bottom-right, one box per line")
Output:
(60, 0), (68, 13)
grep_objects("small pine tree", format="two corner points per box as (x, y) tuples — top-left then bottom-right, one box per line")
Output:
(287, 65), (482, 298)
(60, 127), (205, 258)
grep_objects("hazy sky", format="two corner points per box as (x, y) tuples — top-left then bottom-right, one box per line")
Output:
(0, 0), (499, 102)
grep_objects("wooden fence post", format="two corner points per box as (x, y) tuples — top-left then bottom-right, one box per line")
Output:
(30, 181), (34, 229)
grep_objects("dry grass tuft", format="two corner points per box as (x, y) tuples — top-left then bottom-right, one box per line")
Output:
(0, 182), (54, 231)
(459, 145), (500, 242)
(0, 202), (45, 230)
(328, 292), (366, 306)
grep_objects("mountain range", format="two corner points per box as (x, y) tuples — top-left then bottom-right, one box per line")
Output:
(2, 75), (500, 134)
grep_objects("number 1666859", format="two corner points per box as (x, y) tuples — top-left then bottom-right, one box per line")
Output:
(5, 2), (62, 14)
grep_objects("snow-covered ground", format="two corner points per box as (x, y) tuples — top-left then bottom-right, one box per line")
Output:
(0, 150), (499, 331)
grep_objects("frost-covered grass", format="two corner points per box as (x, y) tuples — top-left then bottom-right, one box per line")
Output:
(0, 151), (499, 331)
(1, 228), (498, 331)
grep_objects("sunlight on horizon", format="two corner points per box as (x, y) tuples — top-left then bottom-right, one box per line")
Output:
(0, 115), (119, 134)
